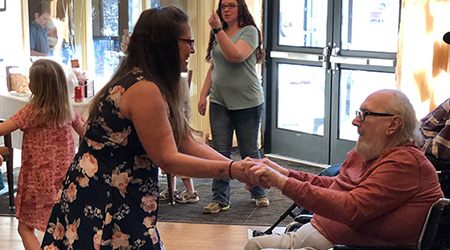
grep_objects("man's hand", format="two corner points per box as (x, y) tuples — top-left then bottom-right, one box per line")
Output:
(243, 157), (289, 190)
(249, 157), (290, 177)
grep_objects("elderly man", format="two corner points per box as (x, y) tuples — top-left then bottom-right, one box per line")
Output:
(244, 89), (444, 250)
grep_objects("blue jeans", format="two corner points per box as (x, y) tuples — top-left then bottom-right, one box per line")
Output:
(209, 102), (267, 206)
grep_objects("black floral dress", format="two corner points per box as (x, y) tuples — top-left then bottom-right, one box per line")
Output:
(41, 69), (164, 250)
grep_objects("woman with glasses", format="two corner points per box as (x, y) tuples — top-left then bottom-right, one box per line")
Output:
(198, 0), (268, 214)
(40, 6), (259, 250)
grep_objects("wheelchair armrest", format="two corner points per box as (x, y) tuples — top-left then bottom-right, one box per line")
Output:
(333, 244), (417, 250)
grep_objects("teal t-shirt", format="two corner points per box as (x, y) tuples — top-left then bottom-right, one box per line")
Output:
(210, 25), (264, 110)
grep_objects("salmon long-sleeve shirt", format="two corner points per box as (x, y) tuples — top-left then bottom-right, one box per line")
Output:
(282, 145), (443, 247)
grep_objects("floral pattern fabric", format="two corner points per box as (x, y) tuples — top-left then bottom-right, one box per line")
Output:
(10, 105), (82, 231)
(41, 69), (164, 250)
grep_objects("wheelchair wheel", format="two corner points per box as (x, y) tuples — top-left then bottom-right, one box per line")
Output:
(284, 222), (303, 233)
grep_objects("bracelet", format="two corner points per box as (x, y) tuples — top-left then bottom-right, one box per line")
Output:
(212, 27), (223, 34)
(228, 161), (234, 179)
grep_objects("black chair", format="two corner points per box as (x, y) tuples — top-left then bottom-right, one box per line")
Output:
(0, 119), (15, 210)
(263, 198), (450, 250)
(432, 169), (450, 249)
(335, 198), (450, 250)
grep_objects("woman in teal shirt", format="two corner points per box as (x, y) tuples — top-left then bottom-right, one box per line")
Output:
(198, 0), (267, 214)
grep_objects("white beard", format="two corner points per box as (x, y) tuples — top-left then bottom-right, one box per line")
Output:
(356, 133), (386, 162)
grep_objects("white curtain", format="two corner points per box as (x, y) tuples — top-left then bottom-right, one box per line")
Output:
(396, 0), (450, 114)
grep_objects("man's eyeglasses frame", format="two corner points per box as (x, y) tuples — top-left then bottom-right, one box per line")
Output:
(355, 110), (394, 122)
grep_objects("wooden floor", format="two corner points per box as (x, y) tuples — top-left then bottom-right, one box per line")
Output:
(0, 150), (286, 249)
(0, 216), (284, 250)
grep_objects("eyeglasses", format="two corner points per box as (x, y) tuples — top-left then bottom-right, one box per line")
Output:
(220, 3), (237, 10)
(355, 110), (394, 122)
(180, 38), (195, 49)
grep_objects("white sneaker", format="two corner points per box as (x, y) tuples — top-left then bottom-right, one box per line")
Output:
(255, 197), (270, 207)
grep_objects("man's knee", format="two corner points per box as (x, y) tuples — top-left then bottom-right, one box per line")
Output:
(244, 237), (263, 250)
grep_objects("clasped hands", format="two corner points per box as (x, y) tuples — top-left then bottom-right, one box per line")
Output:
(231, 157), (289, 191)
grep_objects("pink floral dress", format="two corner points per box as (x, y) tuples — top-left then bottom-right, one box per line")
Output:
(10, 105), (83, 231)
(41, 68), (165, 250)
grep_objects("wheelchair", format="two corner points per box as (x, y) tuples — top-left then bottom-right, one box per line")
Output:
(251, 160), (450, 250)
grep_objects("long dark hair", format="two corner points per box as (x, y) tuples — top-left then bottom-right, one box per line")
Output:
(206, 0), (265, 63)
(88, 6), (191, 145)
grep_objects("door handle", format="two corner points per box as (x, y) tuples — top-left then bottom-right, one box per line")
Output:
(270, 51), (322, 62)
(330, 47), (396, 70)
(321, 47), (330, 70)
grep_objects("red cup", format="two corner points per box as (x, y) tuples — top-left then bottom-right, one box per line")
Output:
(74, 86), (84, 102)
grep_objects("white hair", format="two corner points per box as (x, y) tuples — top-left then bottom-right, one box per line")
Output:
(386, 90), (422, 146)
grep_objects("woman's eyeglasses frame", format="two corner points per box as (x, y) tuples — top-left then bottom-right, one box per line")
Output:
(180, 38), (195, 49)
(220, 3), (238, 10)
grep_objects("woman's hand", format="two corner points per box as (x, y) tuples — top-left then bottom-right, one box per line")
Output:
(242, 157), (289, 190)
(208, 10), (222, 29)
(229, 160), (253, 184)
(198, 96), (207, 116)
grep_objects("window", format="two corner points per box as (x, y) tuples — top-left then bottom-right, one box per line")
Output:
(92, 0), (160, 86)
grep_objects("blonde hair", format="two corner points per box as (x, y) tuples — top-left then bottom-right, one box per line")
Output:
(28, 59), (73, 126)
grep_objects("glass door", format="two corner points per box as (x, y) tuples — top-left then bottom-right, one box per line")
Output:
(264, 0), (334, 164)
(264, 0), (401, 164)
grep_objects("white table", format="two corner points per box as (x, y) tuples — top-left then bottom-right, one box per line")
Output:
(0, 90), (92, 149)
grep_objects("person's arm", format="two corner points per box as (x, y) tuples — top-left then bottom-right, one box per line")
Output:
(209, 11), (255, 63)
(283, 155), (422, 225)
(260, 158), (290, 176)
(0, 119), (19, 136)
(247, 158), (334, 188)
(432, 124), (450, 159)
(119, 80), (253, 182)
(178, 132), (228, 161)
(30, 50), (48, 56)
(0, 154), (3, 165)
(72, 109), (86, 137)
(420, 100), (450, 159)
(198, 64), (213, 116)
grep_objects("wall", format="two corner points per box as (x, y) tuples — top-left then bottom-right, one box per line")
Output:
(0, 0), (27, 81)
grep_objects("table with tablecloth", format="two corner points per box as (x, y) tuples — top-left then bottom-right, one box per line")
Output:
(0, 88), (91, 149)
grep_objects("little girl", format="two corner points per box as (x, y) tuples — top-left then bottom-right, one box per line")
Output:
(0, 59), (85, 250)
